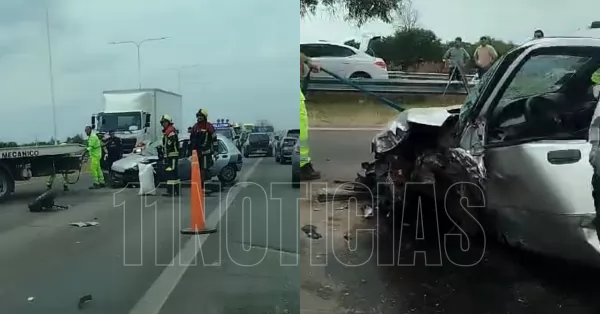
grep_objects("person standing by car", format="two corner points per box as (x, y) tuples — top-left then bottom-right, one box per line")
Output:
(104, 130), (123, 187)
(300, 53), (321, 180)
(474, 36), (498, 78)
(85, 125), (105, 189)
(442, 37), (470, 82)
(190, 109), (218, 189)
(160, 115), (181, 197)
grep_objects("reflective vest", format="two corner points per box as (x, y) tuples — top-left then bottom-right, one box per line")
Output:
(162, 127), (179, 158)
(300, 91), (310, 167)
(593, 69), (600, 84)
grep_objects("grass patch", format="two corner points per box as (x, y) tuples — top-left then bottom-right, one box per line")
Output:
(306, 92), (466, 127)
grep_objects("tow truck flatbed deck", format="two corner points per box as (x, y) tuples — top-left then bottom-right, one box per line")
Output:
(0, 144), (86, 159)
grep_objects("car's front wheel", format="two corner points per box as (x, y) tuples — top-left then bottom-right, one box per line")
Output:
(218, 164), (237, 183)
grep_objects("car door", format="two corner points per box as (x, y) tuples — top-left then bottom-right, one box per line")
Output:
(485, 46), (600, 216)
(301, 43), (354, 78)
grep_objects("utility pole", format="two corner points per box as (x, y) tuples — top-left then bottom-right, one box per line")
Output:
(109, 37), (170, 89)
(45, 7), (58, 144)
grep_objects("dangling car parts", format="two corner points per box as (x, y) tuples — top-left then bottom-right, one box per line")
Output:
(356, 36), (600, 266)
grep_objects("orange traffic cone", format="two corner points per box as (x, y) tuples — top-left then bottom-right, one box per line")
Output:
(181, 150), (217, 235)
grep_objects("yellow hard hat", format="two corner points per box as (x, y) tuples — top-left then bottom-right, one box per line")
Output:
(196, 109), (208, 118)
(160, 115), (172, 123)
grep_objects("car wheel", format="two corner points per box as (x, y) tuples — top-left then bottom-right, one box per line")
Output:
(217, 165), (237, 183)
(349, 72), (371, 79)
(0, 168), (15, 202)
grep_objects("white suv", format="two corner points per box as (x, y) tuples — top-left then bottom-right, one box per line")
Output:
(300, 41), (389, 80)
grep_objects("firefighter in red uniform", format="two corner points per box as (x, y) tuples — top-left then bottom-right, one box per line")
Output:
(160, 115), (180, 197)
(190, 109), (218, 190)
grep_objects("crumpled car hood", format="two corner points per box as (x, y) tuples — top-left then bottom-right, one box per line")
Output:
(372, 105), (462, 154)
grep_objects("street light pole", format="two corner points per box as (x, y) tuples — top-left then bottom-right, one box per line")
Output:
(45, 7), (58, 144)
(109, 37), (170, 89)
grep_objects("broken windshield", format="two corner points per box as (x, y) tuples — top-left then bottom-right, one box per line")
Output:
(499, 54), (590, 104)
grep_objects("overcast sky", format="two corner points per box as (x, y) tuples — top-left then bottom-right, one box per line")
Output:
(0, 0), (298, 143)
(301, 0), (600, 44)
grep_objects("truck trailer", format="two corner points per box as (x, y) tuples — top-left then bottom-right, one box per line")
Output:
(91, 89), (183, 154)
(0, 144), (86, 202)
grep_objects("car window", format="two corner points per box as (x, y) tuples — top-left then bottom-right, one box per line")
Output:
(217, 140), (227, 154)
(497, 54), (589, 107)
(459, 58), (502, 123)
(286, 129), (300, 138)
(215, 128), (233, 139)
(301, 44), (355, 58)
(249, 133), (270, 142)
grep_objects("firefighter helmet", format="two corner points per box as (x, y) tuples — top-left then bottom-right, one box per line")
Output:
(160, 115), (173, 124)
(196, 109), (208, 118)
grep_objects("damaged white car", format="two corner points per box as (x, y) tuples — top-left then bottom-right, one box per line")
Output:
(362, 36), (600, 266)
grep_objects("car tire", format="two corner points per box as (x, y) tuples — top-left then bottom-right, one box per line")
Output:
(350, 72), (371, 79)
(0, 168), (15, 202)
(217, 165), (237, 183)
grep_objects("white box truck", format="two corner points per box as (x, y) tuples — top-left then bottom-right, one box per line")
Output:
(91, 89), (183, 154)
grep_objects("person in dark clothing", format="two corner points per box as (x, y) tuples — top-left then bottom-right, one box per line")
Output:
(161, 115), (181, 197)
(189, 109), (218, 190)
(104, 130), (123, 186)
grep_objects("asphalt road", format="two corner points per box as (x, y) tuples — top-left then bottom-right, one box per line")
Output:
(307, 129), (600, 314)
(0, 157), (300, 314)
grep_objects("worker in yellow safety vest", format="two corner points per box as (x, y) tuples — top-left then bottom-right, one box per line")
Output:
(592, 69), (600, 85)
(300, 52), (321, 180)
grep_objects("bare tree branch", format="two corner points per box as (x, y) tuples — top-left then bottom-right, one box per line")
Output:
(395, 0), (419, 30)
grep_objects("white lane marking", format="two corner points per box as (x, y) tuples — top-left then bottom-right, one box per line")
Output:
(310, 127), (383, 131)
(129, 157), (264, 314)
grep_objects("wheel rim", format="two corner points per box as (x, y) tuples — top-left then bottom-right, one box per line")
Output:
(221, 167), (235, 181)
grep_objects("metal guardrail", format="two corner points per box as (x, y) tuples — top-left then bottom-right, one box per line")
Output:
(388, 71), (476, 80)
(306, 77), (475, 95)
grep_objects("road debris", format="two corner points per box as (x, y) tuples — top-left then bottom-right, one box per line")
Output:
(301, 224), (322, 239)
(78, 294), (92, 309)
(362, 205), (374, 218)
(70, 222), (99, 228)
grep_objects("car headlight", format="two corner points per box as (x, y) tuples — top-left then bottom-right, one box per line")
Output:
(133, 147), (143, 154)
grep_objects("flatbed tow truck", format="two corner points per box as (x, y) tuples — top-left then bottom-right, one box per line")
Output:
(0, 144), (87, 202)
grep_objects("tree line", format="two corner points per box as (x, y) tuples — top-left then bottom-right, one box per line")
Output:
(344, 28), (518, 71)
(0, 134), (87, 149)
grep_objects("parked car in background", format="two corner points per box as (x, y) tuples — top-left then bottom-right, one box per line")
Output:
(291, 139), (300, 188)
(242, 132), (273, 157)
(300, 41), (388, 79)
(275, 137), (297, 164)
(110, 134), (242, 185)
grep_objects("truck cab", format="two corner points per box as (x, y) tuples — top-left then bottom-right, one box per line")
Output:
(91, 89), (183, 155)
(92, 110), (151, 154)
